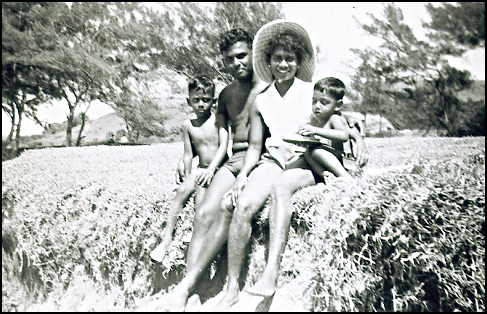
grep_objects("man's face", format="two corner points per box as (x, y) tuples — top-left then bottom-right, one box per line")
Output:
(222, 41), (253, 80)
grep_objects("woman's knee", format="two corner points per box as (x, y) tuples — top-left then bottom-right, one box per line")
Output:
(219, 194), (234, 213)
(233, 197), (259, 223)
(271, 177), (294, 198)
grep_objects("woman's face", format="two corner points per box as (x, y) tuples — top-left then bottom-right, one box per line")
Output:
(269, 46), (299, 83)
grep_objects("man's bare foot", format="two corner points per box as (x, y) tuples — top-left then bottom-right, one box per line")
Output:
(150, 241), (170, 262)
(212, 291), (239, 312)
(164, 286), (190, 312)
(185, 294), (202, 312)
(245, 278), (276, 298)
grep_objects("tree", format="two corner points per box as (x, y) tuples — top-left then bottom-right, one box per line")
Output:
(350, 3), (477, 136)
(149, 2), (283, 82)
(2, 2), (65, 154)
(103, 2), (284, 139)
(109, 75), (168, 142)
(424, 2), (485, 49)
(2, 2), (163, 148)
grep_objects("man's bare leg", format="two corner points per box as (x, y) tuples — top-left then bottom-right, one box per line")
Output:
(186, 167), (236, 270)
(165, 187), (235, 311)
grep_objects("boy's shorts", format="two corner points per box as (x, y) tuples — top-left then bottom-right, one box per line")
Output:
(288, 153), (325, 184)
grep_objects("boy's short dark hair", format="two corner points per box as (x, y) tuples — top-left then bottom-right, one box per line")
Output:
(188, 75), (215, 95)
(314, 77), (346, 101)
(219, 28), (253, 53)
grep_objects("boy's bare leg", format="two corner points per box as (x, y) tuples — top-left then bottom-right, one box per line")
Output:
(150, 173), (197, 262)
(248, 162), (315, 296)
(214, 163), (282, 311)
(308, 148), (351, 178)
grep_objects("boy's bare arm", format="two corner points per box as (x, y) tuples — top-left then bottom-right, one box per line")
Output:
(182, 120), (194, 179)
(195, 114), (229, 187)
(299, 115), (349, 142)
(349, 127), (369, 167)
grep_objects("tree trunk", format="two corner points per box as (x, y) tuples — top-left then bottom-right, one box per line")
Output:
(14, 106), (24, 154)
(65, 104), (76, 147)
(76, 112), (87, 146)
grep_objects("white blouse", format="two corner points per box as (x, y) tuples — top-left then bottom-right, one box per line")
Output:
(256, 77), (313, 149)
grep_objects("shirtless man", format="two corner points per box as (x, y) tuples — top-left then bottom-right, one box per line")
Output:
(165, 28), (268, 311)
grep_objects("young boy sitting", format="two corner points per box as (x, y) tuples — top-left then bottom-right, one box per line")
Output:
(150, 75), (229, 262)
(285, 76), (353, 178)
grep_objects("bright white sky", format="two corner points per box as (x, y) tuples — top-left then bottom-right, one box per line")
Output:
(3, 2), (485, 136)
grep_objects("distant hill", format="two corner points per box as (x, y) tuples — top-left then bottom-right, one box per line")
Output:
(20, 113), (127, 148)
(19, 66), (195, 148)
(459, 80), (485, 102)
(16, 75), (485, 149)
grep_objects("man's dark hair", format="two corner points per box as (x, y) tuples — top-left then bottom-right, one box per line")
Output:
(219, 28), (253, 53)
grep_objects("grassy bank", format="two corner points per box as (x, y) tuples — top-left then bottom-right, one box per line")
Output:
(2, 136), (485, 311)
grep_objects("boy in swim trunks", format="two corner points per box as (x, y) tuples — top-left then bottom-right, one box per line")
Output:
(295, 76), (353, 178)
(150, 75), (229, 262)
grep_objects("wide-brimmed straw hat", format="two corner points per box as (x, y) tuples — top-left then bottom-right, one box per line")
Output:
(253, 19), (316, 83)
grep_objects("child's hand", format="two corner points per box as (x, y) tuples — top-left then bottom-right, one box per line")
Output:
(355, 149), (369, 168)
(298, 124), (317, 137)
(195, 168), (214, 188)
(176, 161), (185, 184)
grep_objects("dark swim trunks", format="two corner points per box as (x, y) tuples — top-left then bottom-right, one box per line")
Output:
(222, 149), (247, 176)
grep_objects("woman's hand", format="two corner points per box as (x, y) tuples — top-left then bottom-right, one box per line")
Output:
(224, 175), (248, 207)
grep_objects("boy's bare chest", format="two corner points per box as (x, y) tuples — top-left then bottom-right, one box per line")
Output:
(189, 117), (219, 142)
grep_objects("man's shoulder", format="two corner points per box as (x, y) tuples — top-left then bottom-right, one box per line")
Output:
(220, 80), (239, 94)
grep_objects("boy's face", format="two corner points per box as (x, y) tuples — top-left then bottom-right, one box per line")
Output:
(187, 89), (215, 117)
(311, 90), (338, 122)
(269, 46), (299, 83)
(222, 41), (253, 80)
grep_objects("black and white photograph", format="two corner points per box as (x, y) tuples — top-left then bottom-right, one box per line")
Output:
(2, 2), (484, 312)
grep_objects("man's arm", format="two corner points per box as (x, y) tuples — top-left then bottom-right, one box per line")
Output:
(228, 103), (264, 204)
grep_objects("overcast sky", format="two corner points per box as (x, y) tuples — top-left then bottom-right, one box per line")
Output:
(3, 2), (485, 136)
(281, 2), (485, 83)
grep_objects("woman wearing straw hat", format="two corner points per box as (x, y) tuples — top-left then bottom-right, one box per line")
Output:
(208, 19), (319, 310)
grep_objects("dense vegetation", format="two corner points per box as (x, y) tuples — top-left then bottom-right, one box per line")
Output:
(2, 136), (484, 311)
(3, 2), (484, 157)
